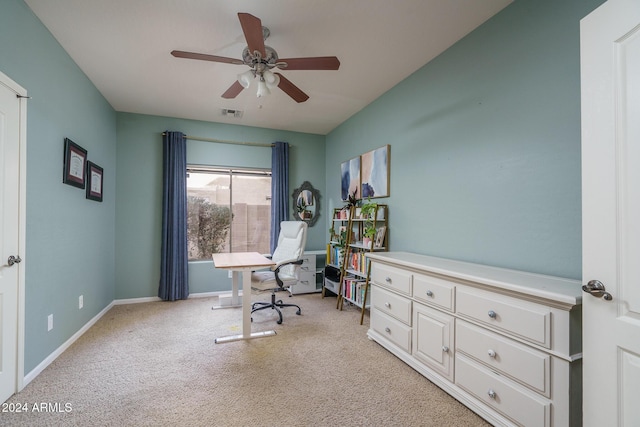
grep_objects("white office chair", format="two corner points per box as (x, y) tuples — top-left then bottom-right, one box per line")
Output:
(251, 221), (308, 324)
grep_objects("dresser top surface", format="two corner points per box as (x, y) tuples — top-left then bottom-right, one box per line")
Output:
(366, 252), (582, 306)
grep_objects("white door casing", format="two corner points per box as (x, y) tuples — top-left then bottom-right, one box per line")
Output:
(581, 0), (640, 425)
(0, 70), (26, 403)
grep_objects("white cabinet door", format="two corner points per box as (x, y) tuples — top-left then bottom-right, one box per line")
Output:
(413, 302), (454, 381)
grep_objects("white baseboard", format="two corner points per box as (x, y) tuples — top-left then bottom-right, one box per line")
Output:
(113, 292), (226, 305)
(113, 296), (162, 305)
(23, 301), (114, 388)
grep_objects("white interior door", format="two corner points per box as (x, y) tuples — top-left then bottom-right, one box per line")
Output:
(581, 0), (640, 425)
(0, 72), (26, 403)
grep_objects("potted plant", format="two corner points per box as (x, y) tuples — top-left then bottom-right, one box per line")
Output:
(360, 198), (378, 249)
(340, 189), (358, 219)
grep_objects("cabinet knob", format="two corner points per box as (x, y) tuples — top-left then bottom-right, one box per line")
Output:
(487, 349), (496, 358)
(385, 277), (392, 283)
(384, 302), (391, 308)
(488, 310), (497, 319)
(487, 389), (496, 399)
(384, 327), (391, 333)
(442, 346), (449, 353)
(426, 290), (434, 297)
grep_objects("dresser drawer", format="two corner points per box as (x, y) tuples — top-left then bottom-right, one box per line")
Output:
(371, 309), (412, 353)
(456, 355), (550, 427)
(456, 320), (551, 397)
(300, 254), (316, 271)
(457, 287), (552, 349)
(413, 273), (455, 312)
(370, 262), (412, 296)
(371, 285), (412, 325)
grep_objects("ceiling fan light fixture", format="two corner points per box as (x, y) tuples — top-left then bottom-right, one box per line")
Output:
(263, 69), (279, 87)
(237, 69), (254, 88)
(256, 78), (270, 98)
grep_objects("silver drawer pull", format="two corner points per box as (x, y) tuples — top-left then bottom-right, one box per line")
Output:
(488, 310), (497, 319)
(487, 349), (496, 358)
(442, 346), (449, 353)
(487, 389), (496, 399)
(426, 290), (433, 297)
(384, 302), (391, 308)
(384, 327), (391, 333)
(385, 277), (392, 283)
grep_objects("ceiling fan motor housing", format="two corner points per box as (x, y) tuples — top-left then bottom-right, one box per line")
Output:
(242, 45), (278, 72)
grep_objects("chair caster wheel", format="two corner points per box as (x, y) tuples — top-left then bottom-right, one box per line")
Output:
(296, 309), (301, 315)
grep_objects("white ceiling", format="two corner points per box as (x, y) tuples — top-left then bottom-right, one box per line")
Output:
(24, 0), (511, 135)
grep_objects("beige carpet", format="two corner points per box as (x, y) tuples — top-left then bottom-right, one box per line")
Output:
(2, 293), (490, 427)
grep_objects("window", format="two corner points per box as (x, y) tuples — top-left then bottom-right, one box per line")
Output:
(187, 167), (271, 260)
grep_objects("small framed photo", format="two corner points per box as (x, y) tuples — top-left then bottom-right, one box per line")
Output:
(63, 138), (87, 189)
(374, 226), (387, 249)
(86, 161), (104, 202)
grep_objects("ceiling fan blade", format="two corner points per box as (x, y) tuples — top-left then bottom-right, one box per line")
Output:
(171, 50), (243, 65)
(278, 56), (340, 70)
(238, 13), (266, 59)
(275, 73), (309, 103)
(221, 81), (245, 99)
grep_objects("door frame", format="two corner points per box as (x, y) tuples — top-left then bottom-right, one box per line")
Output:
(0, 70), (27, 395)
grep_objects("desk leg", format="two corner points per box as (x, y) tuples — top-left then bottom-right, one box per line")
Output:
(214, 268), (276, 344)
(211, 270), (242, 309)
(242, 268), (251, 338)
(231, 271), (240, 305)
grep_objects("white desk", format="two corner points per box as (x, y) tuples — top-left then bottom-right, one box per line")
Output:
(211, 252), (276, 343)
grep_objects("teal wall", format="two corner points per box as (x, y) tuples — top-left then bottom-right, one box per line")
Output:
(326, 0), (604, 280)
(0, 0), (117, 373)
(115, 113), (325, 299)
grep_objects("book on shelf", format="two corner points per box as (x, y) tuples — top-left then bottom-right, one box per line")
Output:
(347, 252), (368, 275)
(342, 277), (369, 306)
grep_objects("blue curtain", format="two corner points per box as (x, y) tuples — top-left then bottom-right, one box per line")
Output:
(158, 131), (189, 301)
(270, 141), (289, 254)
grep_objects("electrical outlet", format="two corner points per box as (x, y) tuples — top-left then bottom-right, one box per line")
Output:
(47, 314), (53, 331)
(79, 295), (83, 309)
(228, 271), (233, 279)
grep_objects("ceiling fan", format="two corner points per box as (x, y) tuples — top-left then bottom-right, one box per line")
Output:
(171, 12), (340, 103)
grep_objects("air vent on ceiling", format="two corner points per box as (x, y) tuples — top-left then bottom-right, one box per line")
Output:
(222, 108), (243, 118)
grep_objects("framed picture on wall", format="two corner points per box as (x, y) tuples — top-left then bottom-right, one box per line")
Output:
(341, 156), (361, 201)
(86, 161), (104, 202)
(361, 144), (390, 198)
(63, 138), (87, 189)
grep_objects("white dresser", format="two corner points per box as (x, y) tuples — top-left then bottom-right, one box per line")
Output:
(366, 252), (582, 427)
